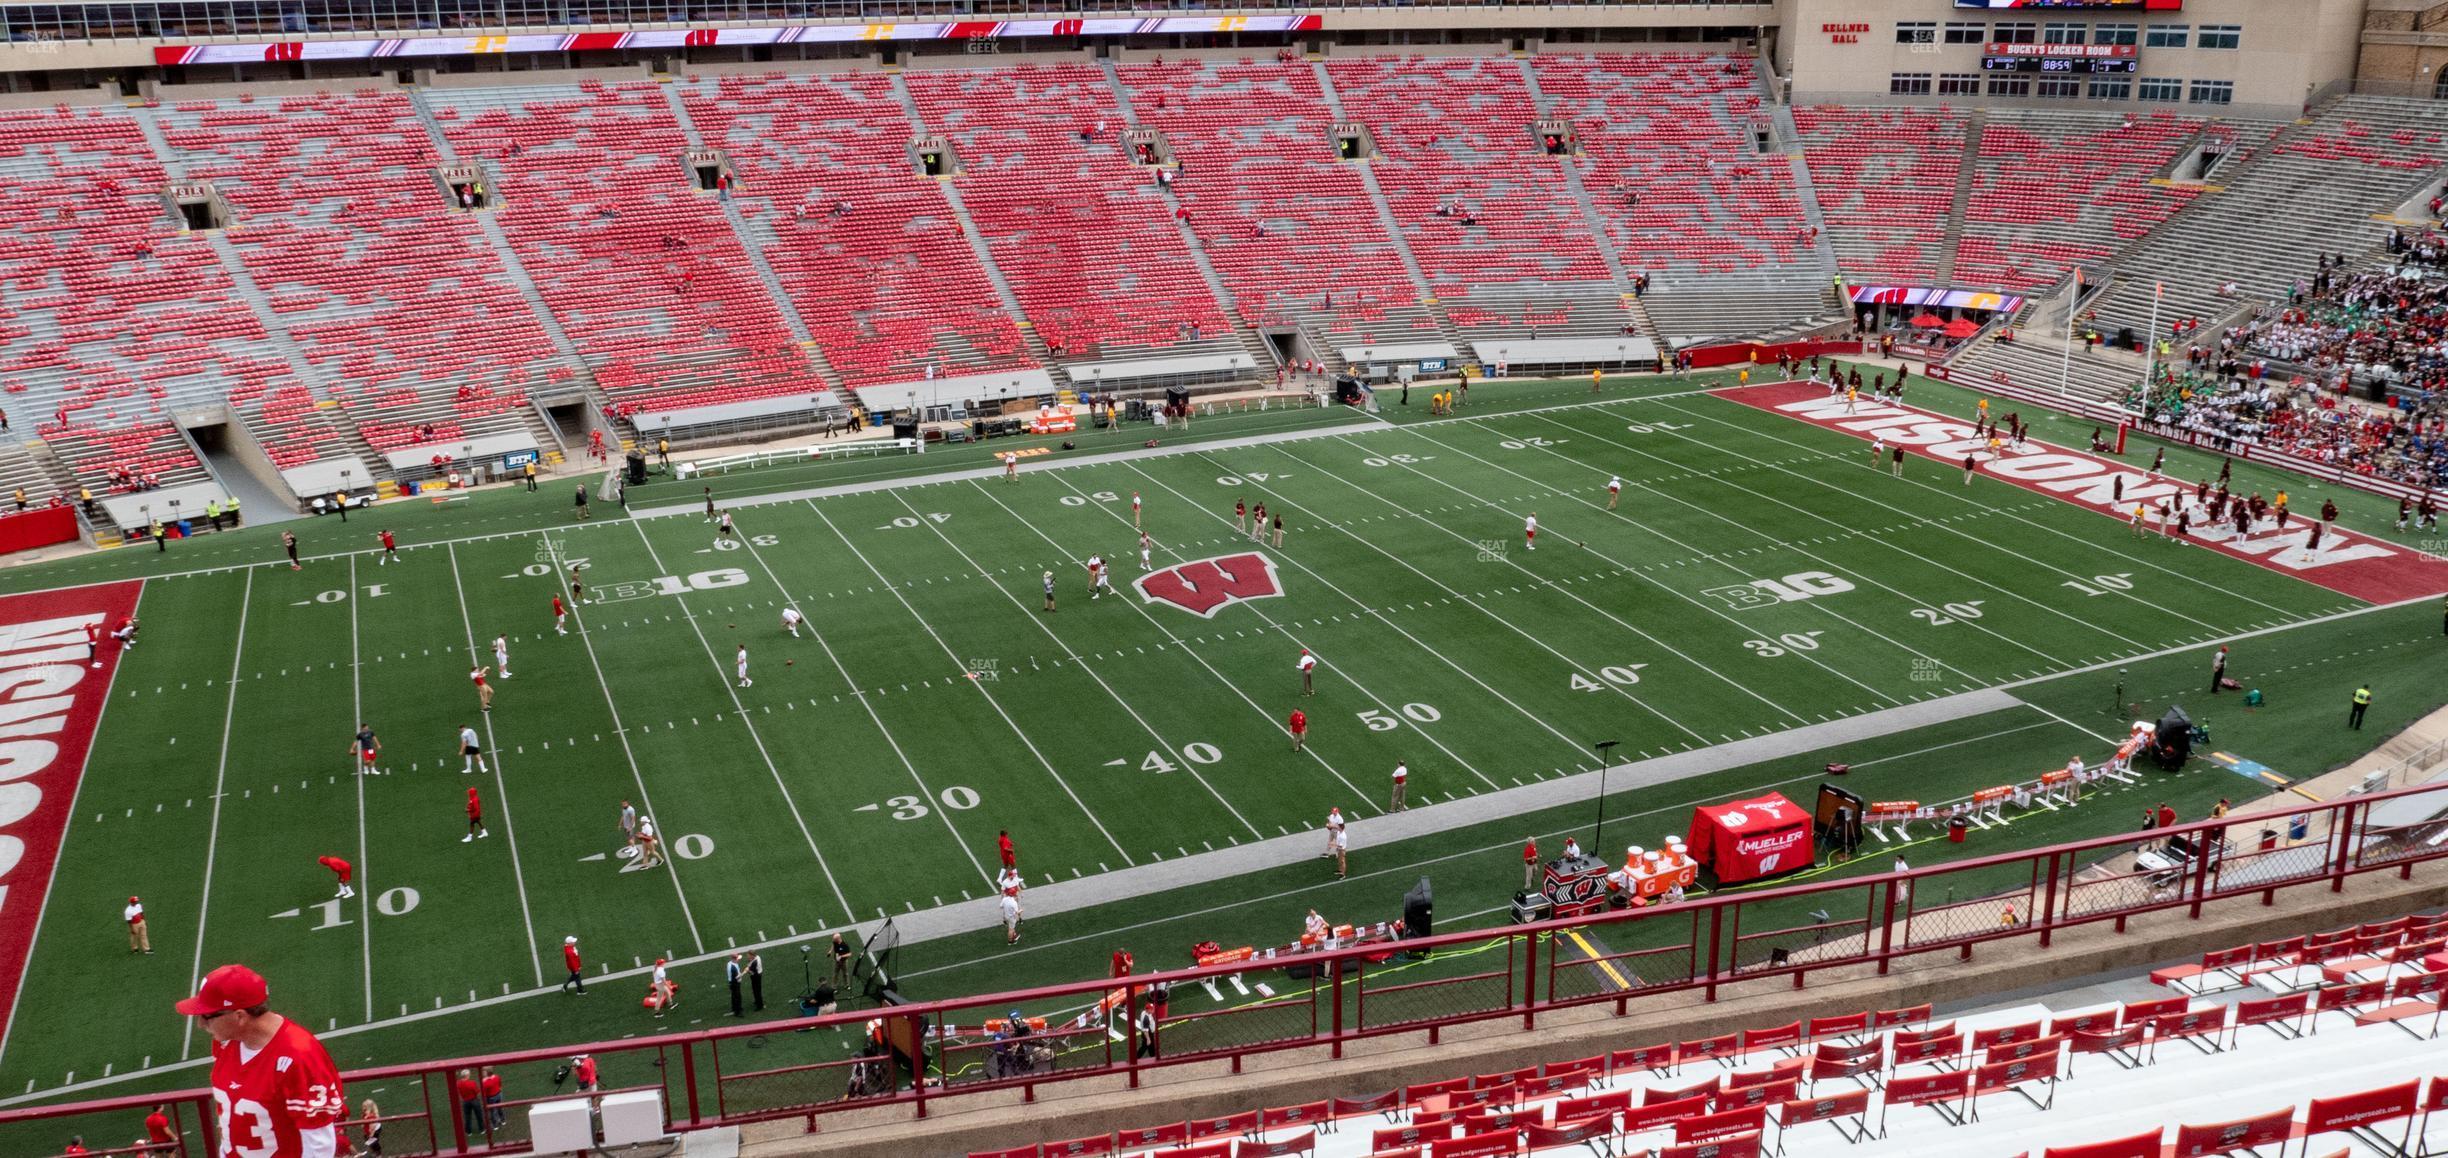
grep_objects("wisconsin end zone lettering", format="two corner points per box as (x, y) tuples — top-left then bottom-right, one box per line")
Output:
(1137, 552), (1284, 617)
(1714, 383), (2448, 605)
(0, 581), (143, 1048)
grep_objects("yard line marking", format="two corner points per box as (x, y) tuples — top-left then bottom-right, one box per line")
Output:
(624, 522), (857, 924)
(346, 557), (373, 1023)
(538, 537), (708, 953)
(1423, 419), (1940, 700)
(0, 579), (148, 1073)
(1026, 473), (1498, 796)
(443, 544), (546, 988)
(804, 500), (1135, 865)
(1512, 412), (2122, 659)
(179, 568), (252, 1061)
(1654, 397), (2251, 635)
(0, 697), (2122, 1107)
(1157, 454), (1702, 750)
(1317, 434), (1807, 724)
(910, 482), (1272, 837)
(717, 515), (990, 887)
(1476, 414), (2019, 682)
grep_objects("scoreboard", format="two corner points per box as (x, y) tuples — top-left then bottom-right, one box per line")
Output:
(1981, 42), (2141, 73)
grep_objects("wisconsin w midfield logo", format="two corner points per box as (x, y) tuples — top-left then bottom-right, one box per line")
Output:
(1136, 552), (1284, 617)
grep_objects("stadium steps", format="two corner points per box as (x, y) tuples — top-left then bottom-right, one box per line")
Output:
(2091, 96), (2448, 341)
(193, 229), (389, 475)
(1308, 59), (1473, 364)
(652, 77), (839, 388)
(1948, 329), (2140, 405)
(1514, 53), (1652, 348)
(1934, 109), (1987, 282)
(1096, 56), (1277, 375)
(885, 70), (1057, 371)
(406, 85), (597, 456)
(0, 437), (78, 515)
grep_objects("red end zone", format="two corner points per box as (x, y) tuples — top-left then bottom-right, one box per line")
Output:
(1714, 383), (2448, 605)
(0, 580), (142, 1049)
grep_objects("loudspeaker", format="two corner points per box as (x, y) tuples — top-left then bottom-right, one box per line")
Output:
(625, 452), (647, 485)
(1402, 877), (1433, 939)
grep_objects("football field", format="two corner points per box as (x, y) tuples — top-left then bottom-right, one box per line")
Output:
(3, 368), (2444, 1114)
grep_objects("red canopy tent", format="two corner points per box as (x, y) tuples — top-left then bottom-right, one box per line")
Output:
(1685, 792), (1812, 885)
(1942, 317), (1982, 339)
(1907, 313), (1944, 329)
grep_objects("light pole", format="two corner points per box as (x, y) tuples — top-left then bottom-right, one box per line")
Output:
(1589, 739), (1622, 856)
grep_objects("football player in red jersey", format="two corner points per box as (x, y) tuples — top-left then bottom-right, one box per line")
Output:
(177, 964), (346, 1158)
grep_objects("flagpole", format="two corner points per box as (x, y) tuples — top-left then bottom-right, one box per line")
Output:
(2057, 269), (2079, 398)
(2140, 281), (2163, 419)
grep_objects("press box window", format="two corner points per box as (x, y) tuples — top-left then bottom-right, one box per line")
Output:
(1944, 22), (1983, 45)
(1890, 72), (1934, 96)
(2094, 24), (2138, 46)
(1993, 22), (2037, 45)
(1938, 74), (1982, 96)
(2196, 25), (2241, 49)
(1896, 21), (1935, 45)
(2188, 80), (2235, 104)
(2145, 25), (2189, 48)
(2139, 76), (2183, 102)
(2043, 22), (2084, 44)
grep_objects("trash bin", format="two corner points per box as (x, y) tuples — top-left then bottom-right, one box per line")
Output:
(1948, 817), (1969, 844)
(2287, 814), (2310, 841)
(2259, 828), (2279, 852)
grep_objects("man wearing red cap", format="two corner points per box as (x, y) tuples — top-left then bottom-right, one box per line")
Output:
(124, 895), (150, 955)
(1297, 648), (1316, 696)
(177, 964), (345, 1158)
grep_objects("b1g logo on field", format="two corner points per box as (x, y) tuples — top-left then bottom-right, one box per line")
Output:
(1137, 552), (1283, 618)
(1702, 571), (1856, 611)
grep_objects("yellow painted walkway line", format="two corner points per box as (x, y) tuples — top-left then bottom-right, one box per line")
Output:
(1562, 927), (1633, 992)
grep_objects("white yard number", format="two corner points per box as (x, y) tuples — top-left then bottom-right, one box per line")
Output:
(672, 833), (715, 860)
(1357, 703), (1443, 731)
(1139, 744), (1222, 773)
(1744, 631), (1826, 658)
(1059, 491), (1123, 507)
(1497, 437), (1556, 449)
(1216, 473), (1271, 486)
(1571, 664), (1647, 692)
(309, 887), (418, 929)
(2060, 573), (2135, 598)
(522, 563), (553, 577)
(879, 514), (953, 529)
(313, 589), (348, 604)
(1911, 601), (1987, 626)
(1623, 422), (1691, 434)
(711, 534), (781, 552)
(1360, 454), (1424, 467)
(880, 788), (980, 820)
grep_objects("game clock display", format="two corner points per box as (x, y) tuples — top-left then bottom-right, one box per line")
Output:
(1981, 55), (2141, 73)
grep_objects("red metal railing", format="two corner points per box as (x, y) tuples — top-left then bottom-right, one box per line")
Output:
(5, 778), (2442, 1154)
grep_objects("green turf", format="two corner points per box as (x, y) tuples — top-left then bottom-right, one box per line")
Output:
(3, 370), (2441, 1124)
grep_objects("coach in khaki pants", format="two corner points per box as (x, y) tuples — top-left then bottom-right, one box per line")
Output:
(125, 895), (151, 955)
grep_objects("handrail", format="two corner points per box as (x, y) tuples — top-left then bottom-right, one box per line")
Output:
(5, 776), (2443, 1151)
